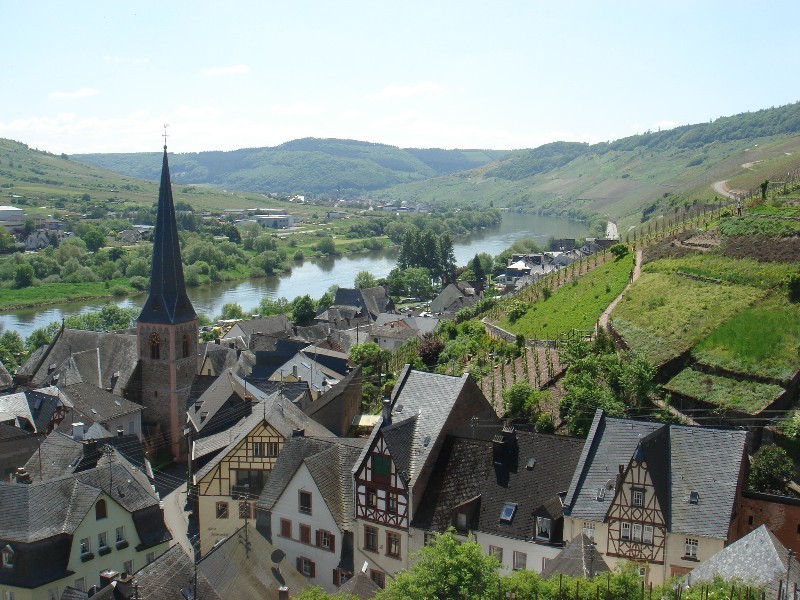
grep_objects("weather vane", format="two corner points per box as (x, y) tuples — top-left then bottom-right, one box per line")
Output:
(162, 124), (169, 149)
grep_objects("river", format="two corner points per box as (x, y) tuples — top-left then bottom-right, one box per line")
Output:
(0, 213), (587, 339)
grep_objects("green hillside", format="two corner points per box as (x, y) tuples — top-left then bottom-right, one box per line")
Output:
(74, 138), (508, 196)
(379, 101), (800, 227)
(0, 138), (298, 213)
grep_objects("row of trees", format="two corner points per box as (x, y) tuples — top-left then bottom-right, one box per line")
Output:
(397, 228), (457, 284)
(296, 530), (758, 600)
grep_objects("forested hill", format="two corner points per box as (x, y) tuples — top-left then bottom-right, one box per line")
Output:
(74, 139), (507, 195)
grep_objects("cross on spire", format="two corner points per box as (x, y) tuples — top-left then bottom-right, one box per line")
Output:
(162, 124), (169, 150)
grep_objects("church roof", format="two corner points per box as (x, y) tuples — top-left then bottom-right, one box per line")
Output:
(137, 146), (196, 325)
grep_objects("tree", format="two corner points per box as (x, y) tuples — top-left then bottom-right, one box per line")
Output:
(377, 530), (500, 600)
(403, 267), (433, 300)
(609, 243), (631, 260)
(291, 294), (316, 326)
(787, 273), (800, 303)
(418, 332), (444, 368)
(354, 270), (377, 290)
(760, 179), (769, 201)
(14, 263), (34, 289)
(219, 302), (245, 320)
(0, 331), (25, 371)
(749, 445), (794, 495)
(82, 228), (106, 253)
(314, 236), (337, 255)
(438, 232), (457, 284)
(472, 253), (486, 284)
(258, 296), (290, 317)
(23, 218), (35, 235)
(502, 380), (546, 419)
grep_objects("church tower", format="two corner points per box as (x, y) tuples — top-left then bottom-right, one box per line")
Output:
(136, 142), (198, 460)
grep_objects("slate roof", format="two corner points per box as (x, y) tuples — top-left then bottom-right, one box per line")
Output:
(685, 525), (800, 595)
(60, 383), (143, 425)
(108, 544), (219, 600)
(0, 387), (65, 433)
(358, 367), (494, 492)
(137, 147), (196, 325)
(223, 315), (292, 341)
(413, 424), (584, 544)
(24, 433), (150, 483)
(331, 287), (394, 321)
(337, 570), (381, 599)
(430, 281), (480, 314)
(200, 344), (239, 376)
(540, 533), (610, 579)
(198, 525), (310, 599)
(258, 436), (367, 532)
(563, 410), (748, 540)
(0, 459), (162, 544)
(187, 369), (249, 435)
(270, 354), (343, 394)
(15, 328), (138, 395)
(0, 422), (35, 441)
(193, 375), (335, 481)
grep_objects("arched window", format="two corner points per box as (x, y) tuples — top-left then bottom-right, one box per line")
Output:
(96, 499), (107, 520)
(182, 333), (190, 358)
(1, 544), (14, 568)
(148, 333), (161, 360)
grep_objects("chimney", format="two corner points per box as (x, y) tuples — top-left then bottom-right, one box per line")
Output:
(99, 569), (119, 589)
(278, 586), (290, 600)
(292, 365), (298, 378)
(116, 426), (124, 437)
(84, 439), (98, 459)
(292, 428), (305, 438)
(72, 422), (85, 442)
(15, 467), (32, 484)
(492, 434), (506, 465)
(381, 397), (392, 426)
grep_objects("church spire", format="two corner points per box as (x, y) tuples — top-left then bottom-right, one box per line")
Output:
(137, 143), (196, 325)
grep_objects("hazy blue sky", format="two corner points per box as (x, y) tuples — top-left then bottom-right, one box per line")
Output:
(3, 1), (798, 154)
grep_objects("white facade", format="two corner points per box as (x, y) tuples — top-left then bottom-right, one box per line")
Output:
(270, 464), (344, 592)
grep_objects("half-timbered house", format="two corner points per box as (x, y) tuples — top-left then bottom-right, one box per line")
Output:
(351, 367), (494, 588)
(192, 378), (334, 556)
(562, 410), (748, 585)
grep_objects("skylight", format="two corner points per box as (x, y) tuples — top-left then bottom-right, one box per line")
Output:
(689, 490), (700, 504)
(500, 502), (517, 523)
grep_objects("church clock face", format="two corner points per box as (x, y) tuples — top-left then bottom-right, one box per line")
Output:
(148, 332), (161, 359)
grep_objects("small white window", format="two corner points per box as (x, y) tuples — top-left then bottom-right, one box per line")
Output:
(98, 531), (108, 549)
(489, 545), (503, 563)
(643, 525), (654, 544)
(146, 552), (155, 564)
(456, 512), (467, 529)
(621, 522), (631, 541)
(583, 523), (595, 540)
(116, 526), (125, 543)
(513, 551), (527, 571)
(632, 489), (644, 507)
(80, 537), (91, 555)
(632, 523), (642, 542)
(685, 538), (698, 558)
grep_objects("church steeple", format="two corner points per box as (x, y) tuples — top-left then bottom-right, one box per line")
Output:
(138, 144), (196, 325)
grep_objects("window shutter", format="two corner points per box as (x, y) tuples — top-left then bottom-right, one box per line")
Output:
(296, 557), (302, 572)
(315, 530), (321, 547)
(309, 561), (316, 578)
(330, 534), (336, 553)
(333, 569), (338, 586)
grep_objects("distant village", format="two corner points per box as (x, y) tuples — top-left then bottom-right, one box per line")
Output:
(0, 152), (798, 600)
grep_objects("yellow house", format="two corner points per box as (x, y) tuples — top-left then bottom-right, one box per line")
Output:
(0, 460), (171, 600)
(192, 384), (334, 557)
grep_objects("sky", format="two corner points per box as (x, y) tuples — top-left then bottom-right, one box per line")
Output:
(2, 0), (799, 155)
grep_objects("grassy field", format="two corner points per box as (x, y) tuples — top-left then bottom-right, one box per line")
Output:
(642, 254), (796, 288)
(692, 293), (800, 383)
(663, 368), (785, 415)
(718, 216), (800, 237)
(611, 272), (765, 365)
(0, 278), (138, 310)
(495, 255), (631, 338)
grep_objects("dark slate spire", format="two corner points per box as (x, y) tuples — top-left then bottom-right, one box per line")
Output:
(137, 145), (196, 325)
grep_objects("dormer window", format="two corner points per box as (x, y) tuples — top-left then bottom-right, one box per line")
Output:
(500, 502), (517, 524)
(689, 490), (700, 505)
(1, 545), (14, 568)
(535, 517), (551, 541)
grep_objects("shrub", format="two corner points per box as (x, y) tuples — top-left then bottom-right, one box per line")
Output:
(129, 276), (149, 291)
(535, 413), (555, 433)
(788, 273), (800, 303)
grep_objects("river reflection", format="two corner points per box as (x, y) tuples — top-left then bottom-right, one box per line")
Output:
(0, 213), (587, 338)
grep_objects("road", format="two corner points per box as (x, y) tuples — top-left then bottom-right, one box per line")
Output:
(712, 179), (737, 199)
(597, 249), (642, 332)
